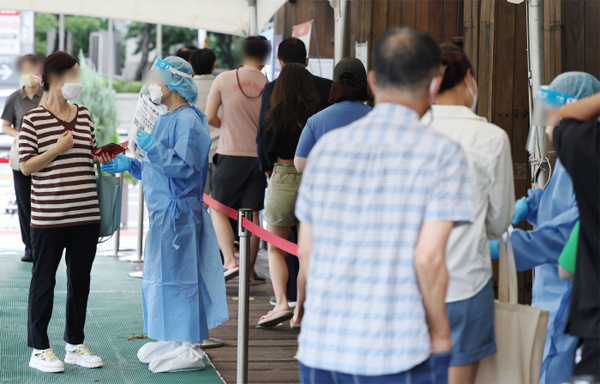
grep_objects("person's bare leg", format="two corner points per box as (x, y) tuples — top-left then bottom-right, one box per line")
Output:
(293, 253), (307, 325)
(249, 212), (261, 281)
(260, 224), (291, 320)
(449, 361), (479, 384)
(211, 210), (237, 269)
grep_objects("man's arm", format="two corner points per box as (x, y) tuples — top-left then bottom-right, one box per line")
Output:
(205, 99), (221, 128)
(295, 222), (313, 320)
(2, 120), (19, 137)
(559, 92), (600, 121)
(414, 220), (454, 353)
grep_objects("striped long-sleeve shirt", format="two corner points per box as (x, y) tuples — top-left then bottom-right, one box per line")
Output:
(19, 105), (100, 228)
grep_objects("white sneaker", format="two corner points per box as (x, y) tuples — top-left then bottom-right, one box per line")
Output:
(29, 348), (65, 373)
(64, 345), (103, 368)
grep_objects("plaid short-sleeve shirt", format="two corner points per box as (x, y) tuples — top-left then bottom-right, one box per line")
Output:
(295, 103), (473, 376)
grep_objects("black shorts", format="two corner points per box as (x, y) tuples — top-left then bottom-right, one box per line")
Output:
(212, 154), (266, 212)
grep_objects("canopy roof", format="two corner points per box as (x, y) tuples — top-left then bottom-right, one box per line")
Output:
(6, 0), (286, 36)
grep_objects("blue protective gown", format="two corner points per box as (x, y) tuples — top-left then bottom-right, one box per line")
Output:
(510, 160), (578, 384)
(129, 105), (228, 342)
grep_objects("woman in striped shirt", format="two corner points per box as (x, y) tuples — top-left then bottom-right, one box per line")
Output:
(19, 52), (112, 374)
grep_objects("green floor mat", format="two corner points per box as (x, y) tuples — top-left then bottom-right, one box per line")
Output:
(0, 254), (225, 384)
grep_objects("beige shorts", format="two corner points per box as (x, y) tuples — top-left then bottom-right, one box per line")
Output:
(264, 163), (301, 227)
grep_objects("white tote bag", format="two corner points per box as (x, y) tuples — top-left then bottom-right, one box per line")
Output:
(475, 233), (549, 384)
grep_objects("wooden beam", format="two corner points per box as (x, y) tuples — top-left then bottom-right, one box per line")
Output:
(476, 0), (495, 120)
(564, 0), (585, 72)
(442, 0), (460, 44)
(401, 0), (417, 28)
(429, 0), (444, 42)
(584, 0), (600, 79)
(373, 0), (390, 46)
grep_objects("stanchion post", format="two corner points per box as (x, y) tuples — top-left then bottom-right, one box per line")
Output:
(112, 173), (122, 257)
(237, 209), (252, 384)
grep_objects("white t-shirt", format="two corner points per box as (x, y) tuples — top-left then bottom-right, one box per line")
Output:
(425, 105), (515, 302)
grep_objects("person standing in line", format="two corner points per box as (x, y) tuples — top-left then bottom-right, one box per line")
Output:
(257, 63), (320, 327)
(291, 56), (371, 329)
(191, 48), (219, 206)
(256, 37), (332, 176)
(295, 28), (473, 383)
(426, 44), (515, 384)
(294, 56), (371, 173)
(175, 45), (198, 63)
(489, 72), (600, 384)
(19, 52), (112, 373)
(552, 88), (600, 383)
(205, 36), (270, 283)
(2, 54), (45, 262)
(256, 37), (333, 308)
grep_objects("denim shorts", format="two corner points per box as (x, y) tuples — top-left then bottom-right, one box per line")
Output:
(299, 351), (452, 384)
(446, 279), (496, 366)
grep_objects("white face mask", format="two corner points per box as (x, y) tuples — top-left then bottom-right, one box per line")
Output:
(56, 82), (83, 100)
(465, 75), (478, 112)
(429, 77), (439, 105)
(148, 84), (169, 105)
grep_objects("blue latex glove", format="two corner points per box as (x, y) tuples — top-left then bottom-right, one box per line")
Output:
(101, 154), (132, 174)
(138, 130), (156, 152)
(511, 197), (529, 227)
(489, 240), (500, 260)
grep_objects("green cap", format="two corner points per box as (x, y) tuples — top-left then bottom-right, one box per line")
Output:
(333, 57), (367, 85)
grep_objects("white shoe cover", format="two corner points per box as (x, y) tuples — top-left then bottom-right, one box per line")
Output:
(148, 342), (205, 373)
(137, 341), (182, 364)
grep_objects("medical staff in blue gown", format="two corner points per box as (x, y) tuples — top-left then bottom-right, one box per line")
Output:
(491, 72), (600, 384)
(103, 57), (228, 366)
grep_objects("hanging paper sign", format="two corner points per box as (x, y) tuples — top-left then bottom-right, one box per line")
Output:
(292, 21), (312, 56)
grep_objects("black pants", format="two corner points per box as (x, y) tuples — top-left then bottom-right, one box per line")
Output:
(13, 170), (32, 258)
(285, 225), (299, 301)
(573, 338), (600, 382)
(27, 223), (100, 350)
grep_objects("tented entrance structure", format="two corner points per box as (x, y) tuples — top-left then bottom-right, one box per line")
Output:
(5, 0), (287, 36)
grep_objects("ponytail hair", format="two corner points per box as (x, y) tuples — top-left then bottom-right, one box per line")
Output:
(439, 44), (474, 94)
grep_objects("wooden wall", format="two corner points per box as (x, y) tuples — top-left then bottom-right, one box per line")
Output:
(464, 0), (533, 304)
(543, 0), (600, 84)
(273, 0), (335, 59)
(272, 0), (598, 305)
(344, 0), (464, 70)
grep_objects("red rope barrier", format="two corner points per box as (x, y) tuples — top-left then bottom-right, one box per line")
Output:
(203, 194), (299, 257)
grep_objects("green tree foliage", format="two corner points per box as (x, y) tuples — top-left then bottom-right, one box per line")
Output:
(34, 13), (57, 55)
(72, 51), (118, 146)
(126, 22), (198, 58)
(207, 32), (242, 69)
(34, 14), (108, 57)
(64, 16), (108, 57)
